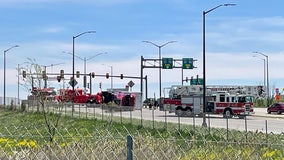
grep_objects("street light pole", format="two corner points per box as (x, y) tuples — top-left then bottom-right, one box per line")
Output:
(41, 63), (65, 88)
(253, 55), (266, 93)
(64, 51), (106, 93)
(202, 4), (235, 127)
(253, 52), (269, 107)
(142, 40), (177, 101)
(3, 45), (19, 108)
(102, 64), (113, 91)
(72, 31), (96, 116)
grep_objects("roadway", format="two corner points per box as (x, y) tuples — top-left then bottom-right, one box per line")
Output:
(81, 106), (284, 134)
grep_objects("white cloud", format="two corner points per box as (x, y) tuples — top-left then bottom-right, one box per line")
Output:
(0, 0), (139, 8)
(41, 26), (66, 33)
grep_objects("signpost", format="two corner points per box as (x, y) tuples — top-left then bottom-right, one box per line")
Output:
(162, 58), (173, 69)
(182, 58), (194, 69)
(190, 78), (204, 85)
(69, 79), (78, 87)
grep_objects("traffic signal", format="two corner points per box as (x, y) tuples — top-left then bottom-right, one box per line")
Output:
(99, 82), (102, 89)
(57, 76), (61, 82)
(42, 70), (46, 78)
(83, 76), (87, 87)
(91, 72), (95, 78)
(106, 73), (109, 79)
(120, 74), (123, 79)
(196, 75), (199, 85)
(76, 71), (80, 78)
(185, 77), (188, 82)
(60, 70), (64, 79)
(22, 70), (26, 78)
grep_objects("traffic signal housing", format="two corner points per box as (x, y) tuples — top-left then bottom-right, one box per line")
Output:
(76, 71), (80, 78)
(22, 70), (26, 78)
(42, 70), (46, 78)
(91, 72), (95, 78)
(120, 74), (123, 79)
(57, 76), (61, 82)
(106, 73), (109, 79)
(83, 76), (87, 87)
(60, 70), (64, 79)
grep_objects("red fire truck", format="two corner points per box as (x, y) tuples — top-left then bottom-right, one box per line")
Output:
(54, 88), (142, 110)
(54, 88), (101, 104)
(162, 85), (254, 118)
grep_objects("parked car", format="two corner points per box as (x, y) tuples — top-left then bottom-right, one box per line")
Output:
(267, 102), (284, 114)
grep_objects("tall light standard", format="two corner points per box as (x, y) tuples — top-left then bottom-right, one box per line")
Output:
(3, 45), (19, 107)
(142, 40), (177, 101)
(64, 51), (106, 93)
(72, 31), (96, 116)
(42, 63), (65, 88)
(202, 4), (235, 127)
(253, 55), (266, 93)
(253, 51), (269, 107)
(102, 64), (113, 90)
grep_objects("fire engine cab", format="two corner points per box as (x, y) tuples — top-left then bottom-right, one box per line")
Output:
(162, 85), (254, 118)
(207, 91), (254, 118)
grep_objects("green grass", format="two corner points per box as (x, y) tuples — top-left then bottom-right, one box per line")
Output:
(0, 107), (283, 159)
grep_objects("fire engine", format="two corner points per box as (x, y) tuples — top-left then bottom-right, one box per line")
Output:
(53, 88), (142, 110)
(28, 87), (57, 100)
(162, 85), (254, 118)
(54, 88), (100, 104)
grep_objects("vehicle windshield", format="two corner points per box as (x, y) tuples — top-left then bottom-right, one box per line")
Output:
(238, 96), (253, 103)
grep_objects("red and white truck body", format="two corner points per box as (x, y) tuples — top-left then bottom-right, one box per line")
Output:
(162, 85), (254, 118)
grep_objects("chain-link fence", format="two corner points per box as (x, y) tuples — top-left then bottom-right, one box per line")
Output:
(0, 122), (283, 159)
(18, 100), (284, 133)
(0, 101), (283, 159)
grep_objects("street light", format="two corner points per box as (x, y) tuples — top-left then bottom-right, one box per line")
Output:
(64, 51), (106, 93)
(252, 55), (266, 93)
(102, 64), (113, 91)
(42, 63), (65, 73)
(202, 4), (235, 127)
(3, 45), (19, 108)
(142, 40), (177, 101)
(72, 31), (96, 116)
(41, 63), (65, 88)
(253, 51), (269, 107)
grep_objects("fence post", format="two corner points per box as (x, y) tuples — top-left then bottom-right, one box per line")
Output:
(226, 117), (229, 144)
(127, 135), (133, 160)
(265, 120), (268, 145)
(244, 116), (248, 140)
(152, 107), (155, 129)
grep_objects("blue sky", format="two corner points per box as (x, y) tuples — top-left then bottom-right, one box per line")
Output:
(1, 0), (284, 99)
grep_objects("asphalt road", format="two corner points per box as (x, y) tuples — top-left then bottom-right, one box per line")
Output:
(79, 106), (284, 134)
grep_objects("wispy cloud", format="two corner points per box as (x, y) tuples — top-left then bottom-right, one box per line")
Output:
(41, 26), (66, 33)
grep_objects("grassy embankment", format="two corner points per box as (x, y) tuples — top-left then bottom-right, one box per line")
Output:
(0, 108), (283, 159)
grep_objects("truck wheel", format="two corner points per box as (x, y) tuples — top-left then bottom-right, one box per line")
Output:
(238, 115), (245, 119)
(176, 109), (183, 117)
(223, 109), (233, 118)
(184, 109), (192, 117)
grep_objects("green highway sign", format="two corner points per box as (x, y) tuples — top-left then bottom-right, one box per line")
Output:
(182, 58), (194, 69)
(162, 58), (173, 69)
(190, 78), (204, 85)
